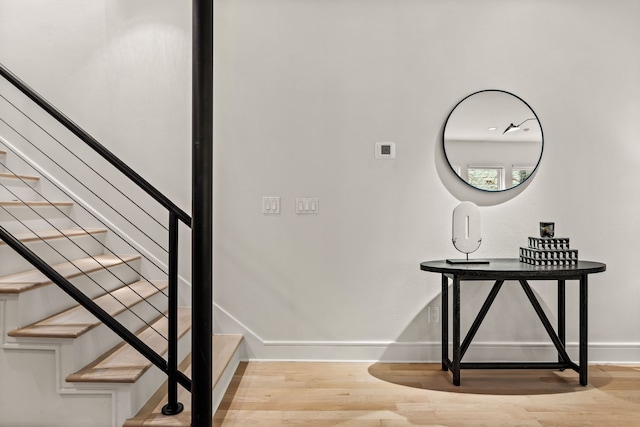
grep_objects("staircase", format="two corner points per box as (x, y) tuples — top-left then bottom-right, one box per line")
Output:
(0, 145), (243, 427)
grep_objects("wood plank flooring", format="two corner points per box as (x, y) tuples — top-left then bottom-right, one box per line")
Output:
(214, 362), (640, 426)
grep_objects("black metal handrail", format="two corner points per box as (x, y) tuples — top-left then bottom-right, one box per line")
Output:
(0, 63), (191, 227)
(0, 61), (192, 414)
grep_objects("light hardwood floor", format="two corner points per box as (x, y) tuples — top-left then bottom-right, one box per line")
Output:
(214, 362), (640, 426)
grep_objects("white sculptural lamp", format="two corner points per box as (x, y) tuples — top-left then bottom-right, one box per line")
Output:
(447, 201), (489, 264)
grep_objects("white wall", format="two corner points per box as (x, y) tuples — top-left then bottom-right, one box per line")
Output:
(0, 0), (191, 213)
(1, 0), (638, 364)
(0, 0), (193, 284)
(213, 0), (640, 362)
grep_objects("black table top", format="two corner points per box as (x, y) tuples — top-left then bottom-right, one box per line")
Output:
(420, 258), (606, 280)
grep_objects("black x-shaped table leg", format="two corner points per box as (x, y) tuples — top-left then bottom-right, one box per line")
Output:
(441, 275), (588, 386)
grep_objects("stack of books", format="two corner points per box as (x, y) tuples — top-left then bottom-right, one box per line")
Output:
(519, 237), (578, 266)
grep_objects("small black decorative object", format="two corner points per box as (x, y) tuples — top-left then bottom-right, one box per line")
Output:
(540, 222), (555, 238)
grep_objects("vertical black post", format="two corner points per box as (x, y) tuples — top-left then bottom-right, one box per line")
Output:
(579, 275), (588, 386)
(452, 276), (461, 386)
(558, 279), (566, 365)
(162, 212), (184, 415)
(441, 274), (448, 372)
(193, 0), (214, 426)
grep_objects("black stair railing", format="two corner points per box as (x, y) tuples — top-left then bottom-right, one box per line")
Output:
(0, 62), (192, 414)
(0, 226), (191, 392)
(0, 65), (191, 227)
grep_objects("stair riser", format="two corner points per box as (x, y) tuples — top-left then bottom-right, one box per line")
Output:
(0, 293), (17, 337)
(0, 204), (73, 233)
(0, 232), (107, 277)
(0, 339), (114, 427)
(69, 291), (169, 371)
(11, 260), (141, 327)
(70, 329), (192, 427)
(8, 289), (170, 375)
(0, 177), (40, 201)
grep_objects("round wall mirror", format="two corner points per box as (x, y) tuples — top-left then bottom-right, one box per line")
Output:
(443, 90), (544, 192)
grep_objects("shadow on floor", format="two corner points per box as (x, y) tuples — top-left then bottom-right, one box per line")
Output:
(367, 362), (615, 396)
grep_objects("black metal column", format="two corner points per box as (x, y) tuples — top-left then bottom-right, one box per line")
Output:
(192, 0), (214, 426)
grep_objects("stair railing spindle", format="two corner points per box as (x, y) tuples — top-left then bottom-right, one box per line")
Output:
(162, 211), (185, 415)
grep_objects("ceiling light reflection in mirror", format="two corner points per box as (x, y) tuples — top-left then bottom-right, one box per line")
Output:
(443, 90), (544, 192)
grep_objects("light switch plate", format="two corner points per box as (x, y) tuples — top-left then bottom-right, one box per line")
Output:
(262, 197), (280, 214)
(296, 198), (318, 214)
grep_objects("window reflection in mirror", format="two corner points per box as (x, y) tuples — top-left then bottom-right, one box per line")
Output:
(468, 167), (502, 191)
(443, 90), (543, 192)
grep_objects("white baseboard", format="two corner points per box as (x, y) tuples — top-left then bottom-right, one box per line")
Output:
(214, 304), (640, 363)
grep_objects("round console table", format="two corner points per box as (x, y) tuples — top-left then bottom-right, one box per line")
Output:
(420, 258), (606, 386)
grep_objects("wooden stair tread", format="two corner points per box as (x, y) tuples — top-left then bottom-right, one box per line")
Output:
(0, 171), (40, 181)
(8, 280), (168, 338)
(0, 200), (73, 206)
(0, 254), (140, 294)
(66, 307), (191, 384)
(123, 334), (243, 427)
(0, 227), (107, 246)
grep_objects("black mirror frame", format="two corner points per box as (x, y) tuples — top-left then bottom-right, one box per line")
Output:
(442, 89), (544, 193)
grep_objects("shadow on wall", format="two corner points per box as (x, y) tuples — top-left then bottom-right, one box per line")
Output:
(371, 278), (616, 395)
(379, 279), (563, 364)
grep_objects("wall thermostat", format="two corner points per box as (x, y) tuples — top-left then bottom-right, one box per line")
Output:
(375, 142), (396, 159)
